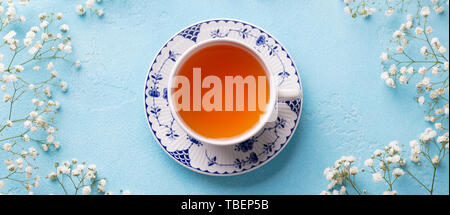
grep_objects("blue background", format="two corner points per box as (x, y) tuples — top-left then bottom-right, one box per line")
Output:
(4, 0), (449, 194)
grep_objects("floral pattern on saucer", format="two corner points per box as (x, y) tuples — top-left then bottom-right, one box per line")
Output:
(144, 19), (303, 176)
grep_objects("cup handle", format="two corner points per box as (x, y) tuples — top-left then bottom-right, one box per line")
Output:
(267, 87), (302, 122)
(277, 88), (302, 101)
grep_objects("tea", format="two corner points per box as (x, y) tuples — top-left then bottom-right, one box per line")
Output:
(172, 44), (270, 139)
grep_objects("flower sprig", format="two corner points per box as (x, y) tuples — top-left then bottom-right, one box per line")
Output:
(326, 0), (449, 195)
(46, 159), (131, 195)
(76, 0), (104, 17)
(0, 0), (79, 194)
(321, 156), (363, 195)
(46, 159), (108, 195)
(343, 0), (448, 19)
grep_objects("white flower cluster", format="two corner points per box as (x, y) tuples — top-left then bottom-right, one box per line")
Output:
(0, 1), (81, 194)
(334, 0), (449, 195)
(380, 11), (448, 95)
(45, 159), (130, 195)
(321, 141), (407, 195)
(343, 0), (376, 18)
(76, 0), (104, 17)
(343, 0), (449, 19)
(365, 141), (405, 195)
(47, 159), (107, 195)
(321, 156), (360, 195)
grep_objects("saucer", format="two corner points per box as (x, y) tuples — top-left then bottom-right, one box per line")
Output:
(144, 19), (303, 176)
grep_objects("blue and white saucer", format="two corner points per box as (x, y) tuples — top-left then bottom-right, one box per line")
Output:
(144, 19), (303, 176)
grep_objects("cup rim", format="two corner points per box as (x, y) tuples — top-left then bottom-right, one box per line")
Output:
(167, 38), (277, 146)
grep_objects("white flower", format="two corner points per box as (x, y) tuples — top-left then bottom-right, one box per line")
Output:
(3, 143), (12, 151)
(71, 168), (81, 176)
(60, 82), (68, 92)
(30, 111), (38, 118)
(385, 8), (394, 16)
(44, 87), (51, 97)
(56, 165), (70, 175)
(406, 14), (413, 21)
(380, 72), (389, 80)
(372, 172), (383, 182)
(393, 30), (404, 39)
(435, 123), (443, 130)
(76, 4), (86, 15)
(47, 127), (55, 134)
(82, 186), (91, 195)
(41, 144), (48, 152)
(418, 66), (427, 75)
(409, 140), (422, 159)
(411, 154), (420, 162)
(38, 13), (47, 20)
(392, 168), (404, 178)
(399, 75), (407, 84)
(47, 135), (55, 143)
(383, 190), (398, 195)
(46, 62), (54, 71)
(438, 46), (446, 54)
(399, 66), (407, 74)
(380, 52), (389, 62)
(3, 31), (16, 44)
(98, 179), (106, 187)
(320, 191), (330, 195)
(432, 155), (439, 165)
(436, 132), (449, 144)
(385, 78), (396, 88)
(364, 159), (374, 167)
(56, 12), (63, 20)
(25, 166), (33, 178)
(434, 5), (445, 14)
(420, 46), (428, 55)
(96, 9), (104, 17)
(3, 94), (12, 102)
(405, 20), (413, 29)
(6, 120), (13, 127)
(431, 37), (440, 47)
(415, 27), (424, 35)
(409, 139), (419, 148)
(40, 20), (49, 29)
(15, 65), (24, 72)
(374, 149), (383, 156)
(349, 166), (358, 175)
(88, 164), (97, 171)
(432, 67), (439, 75)
(47, 172), (57, 180)
(388, 64), (397, 75)
(420, 6), (430, 17)
(59, 24), (69, 33)
(24, 120), (32, 129)
(419, 128), (437, 143)
(122, 190), (131, 195)
(86, 0), (95, 8)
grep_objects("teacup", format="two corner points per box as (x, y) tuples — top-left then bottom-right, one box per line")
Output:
(168, 38), (300, 146)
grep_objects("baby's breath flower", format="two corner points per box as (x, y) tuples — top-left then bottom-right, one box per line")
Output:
(372, 172), (383, 182)
(76, 4), (86, 15)
(420, 6), (431, 17)
(392, 168), (404, 178)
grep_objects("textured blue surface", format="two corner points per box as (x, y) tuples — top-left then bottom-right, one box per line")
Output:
(4, 0), (449, 194)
